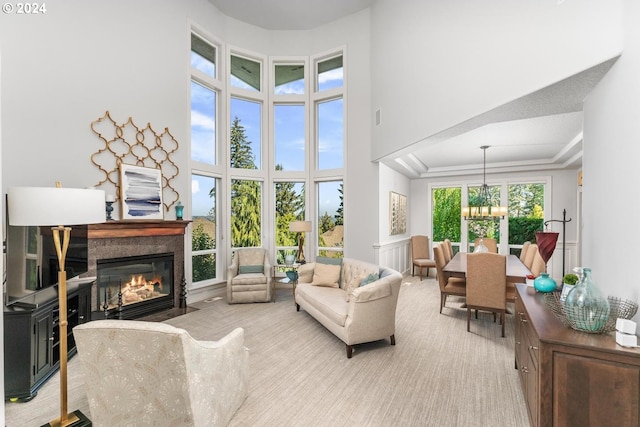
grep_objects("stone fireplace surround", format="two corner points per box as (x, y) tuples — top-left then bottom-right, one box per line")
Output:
(86, 220), (188, 315)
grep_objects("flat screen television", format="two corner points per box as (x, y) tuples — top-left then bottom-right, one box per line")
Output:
(4, 196), (89, 306)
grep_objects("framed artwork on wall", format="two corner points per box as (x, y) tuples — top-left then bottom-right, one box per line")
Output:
(119, 163), (164, 220)
(389, 191), (407, 235)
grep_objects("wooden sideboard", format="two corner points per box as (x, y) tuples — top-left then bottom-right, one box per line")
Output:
(514, 283), (640, 427)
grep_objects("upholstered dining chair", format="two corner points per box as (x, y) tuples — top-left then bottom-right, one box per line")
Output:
(411, 235), (436, 280)
(523, 243), (538, 269)
(519, 241), (531, 262)
(443, 238), (454, 262)
(227, 247), (272, 303)
(530, 249), (546, 277)
(474, 237), (498, 253)
(73, 320), (249, 427)
(433, 244), (466, 313)
(466, 252), (507, 337)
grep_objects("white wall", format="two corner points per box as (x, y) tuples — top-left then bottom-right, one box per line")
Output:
(370, 0), (623, 160)
(583, 0), (640, 322)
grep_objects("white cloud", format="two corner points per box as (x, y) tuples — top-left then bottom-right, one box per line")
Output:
(318, 68), (343, 84)
(191, 111), (215, 131)
(192, 179), (201, 194)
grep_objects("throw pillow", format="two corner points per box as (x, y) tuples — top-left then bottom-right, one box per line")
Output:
(311, 262), (341, 288)
(238, 264), (264, 274)
(360, 273), (379, 287)
(345, 274), (367, 302)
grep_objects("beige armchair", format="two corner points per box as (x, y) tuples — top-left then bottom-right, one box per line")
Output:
(227, 247), (272, 303)
(73, 320), (249, 427)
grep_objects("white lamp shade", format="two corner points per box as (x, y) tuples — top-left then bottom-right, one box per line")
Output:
(8, 186), (106, 226)
(289, 220), (312, 233)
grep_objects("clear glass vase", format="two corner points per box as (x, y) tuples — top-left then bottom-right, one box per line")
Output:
(563, 267), (610, 332)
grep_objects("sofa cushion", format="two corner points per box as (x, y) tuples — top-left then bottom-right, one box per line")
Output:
(311, 262), (341, 287)
(231, 273), (267, 286)
(296, 284), (349, 326)
(316, 256), (343, 266)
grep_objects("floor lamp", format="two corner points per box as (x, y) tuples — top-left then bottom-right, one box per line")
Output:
(289, 220), (312, 264)
(8, 184), (106, 427)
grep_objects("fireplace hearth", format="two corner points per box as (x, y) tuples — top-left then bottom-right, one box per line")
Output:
(97, 253), (174, 319)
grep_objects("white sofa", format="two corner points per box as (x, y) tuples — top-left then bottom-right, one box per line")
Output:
(294, 257), (403, 358)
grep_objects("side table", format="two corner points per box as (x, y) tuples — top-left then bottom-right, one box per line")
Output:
(272, 264), (299, 303)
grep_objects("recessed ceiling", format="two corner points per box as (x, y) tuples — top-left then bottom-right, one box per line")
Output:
(382, 57), (620, 178)
(208, 0), (375, 30)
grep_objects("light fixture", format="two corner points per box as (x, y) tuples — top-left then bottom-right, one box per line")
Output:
(8, 183), (105, 427)
(462, 145), (508, 220)
(289, 220), (312, 264)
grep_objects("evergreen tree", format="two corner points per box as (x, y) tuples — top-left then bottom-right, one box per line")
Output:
(229, 116), (261, 247)
(192, 223), (216, 282)
(334, 183), (344, 226)
(319, 212), (335, 234)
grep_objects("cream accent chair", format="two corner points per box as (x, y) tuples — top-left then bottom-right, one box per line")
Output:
(411, 235), (436, 279)
(434, 244), (466, 313)
(73, 320), (249, 427)
(227, 247), (272, 303)
(466, 252), (507, 337)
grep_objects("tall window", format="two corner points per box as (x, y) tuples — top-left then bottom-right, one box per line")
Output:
(317, 181), (343, 258)
(191, 174), (217, 282)
(432, 187), (462, 253)
(508, 183), (545, 256)
(317, 99), (343, 170)
(467, 184), (501, 251)
(190, 29), (221, 285)
(274, 180), (305, 263)
(274, 104), (305, 171)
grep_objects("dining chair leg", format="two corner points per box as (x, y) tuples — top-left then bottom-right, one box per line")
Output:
(467, 308), (471, 332)
(501, 311), (505, 337)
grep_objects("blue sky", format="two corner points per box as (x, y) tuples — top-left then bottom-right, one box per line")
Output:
(190, 53), (344, 221)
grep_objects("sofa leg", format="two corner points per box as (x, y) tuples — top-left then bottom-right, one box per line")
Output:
(346, 344), (353, 358)
(296, 303), (300, 312)
(390, 334), (396, 346)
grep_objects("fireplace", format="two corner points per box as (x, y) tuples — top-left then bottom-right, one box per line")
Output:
(97, 253), (174, 319)
(87, 220), (189, 318)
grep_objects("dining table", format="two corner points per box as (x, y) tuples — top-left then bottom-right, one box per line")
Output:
(443, 252), (532, 284)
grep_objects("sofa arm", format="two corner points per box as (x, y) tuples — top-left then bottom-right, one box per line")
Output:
(351, 280), (392, 303)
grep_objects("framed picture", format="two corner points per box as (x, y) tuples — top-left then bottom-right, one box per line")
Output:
(389, 191), (407, 235)
(119, 163), (164, 220)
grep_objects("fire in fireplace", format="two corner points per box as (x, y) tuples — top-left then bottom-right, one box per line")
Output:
(97, 253), (174, 319)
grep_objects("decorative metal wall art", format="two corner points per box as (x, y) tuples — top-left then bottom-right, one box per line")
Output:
(90, 111), (180, 213)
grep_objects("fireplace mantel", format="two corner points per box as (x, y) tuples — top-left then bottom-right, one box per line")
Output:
(88, 220), (190, 239)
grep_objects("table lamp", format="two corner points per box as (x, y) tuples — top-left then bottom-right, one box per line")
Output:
(8, 183), (105, 427)
(289, 220), (312, 264)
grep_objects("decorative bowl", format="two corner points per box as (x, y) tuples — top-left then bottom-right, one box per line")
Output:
(286, 271), (299, 281)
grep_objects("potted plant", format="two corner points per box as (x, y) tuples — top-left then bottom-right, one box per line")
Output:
(560, 273), (579, 302)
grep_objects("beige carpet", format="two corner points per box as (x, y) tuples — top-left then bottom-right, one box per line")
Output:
(4, 276), (530, 427)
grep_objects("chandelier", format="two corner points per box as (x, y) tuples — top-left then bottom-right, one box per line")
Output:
(462, 145), (507, 220)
